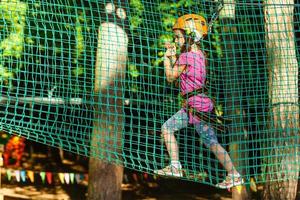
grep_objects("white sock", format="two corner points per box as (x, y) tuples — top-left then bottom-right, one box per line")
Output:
(228, 173), (240, 177)
(171, 161), (182, 169)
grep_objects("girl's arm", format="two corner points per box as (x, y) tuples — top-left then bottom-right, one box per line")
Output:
(163, 42), (186, 83)
(164, 56), (186, 82)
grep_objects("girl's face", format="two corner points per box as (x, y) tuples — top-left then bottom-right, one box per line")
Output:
(173, 29), (185, 49)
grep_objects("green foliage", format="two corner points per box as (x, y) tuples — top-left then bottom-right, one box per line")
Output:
(129, 0), (144, 31)
(74, 18), (84, 60)
(72, 66), (84, 76)
(127, 0), (145, 94)
(211, 22), (223, 58)
(0, 64), (13, 79)
(0, 0), (27, 87)
(128, 64), (140, 78)
(23, 2), (90, 95)
(0, 0), (27, 58)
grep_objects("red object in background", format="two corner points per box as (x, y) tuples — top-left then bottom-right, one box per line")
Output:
(143, 173), (148, 180)
(3, 136), (26, 167)
(46, 172), (53, 184)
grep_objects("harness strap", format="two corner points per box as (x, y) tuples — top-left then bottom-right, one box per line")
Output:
(188, 107), (227, 133)
(181, 87), (208, 99)
(181, 87), (228, 133)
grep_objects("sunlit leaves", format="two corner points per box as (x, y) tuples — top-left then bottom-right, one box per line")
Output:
(0, 33), (23, 58)
(74, 18), (84, 59)
(72, 66), (84, 76)
(0, 65), (13, 79)
(128, 64), (140, 78)
(0, 0), (27, 86)
(0, 0), (27, 59)
(214, 104), (223, 116)
(129, 0), (144, 31)
(211, 22), (223, 58)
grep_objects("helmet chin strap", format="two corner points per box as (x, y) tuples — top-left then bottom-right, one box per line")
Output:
(193, 29), (203, 42)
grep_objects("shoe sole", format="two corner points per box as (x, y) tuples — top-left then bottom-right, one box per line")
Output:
(154, 171), (183, 178)
(217, 179), (244, 189)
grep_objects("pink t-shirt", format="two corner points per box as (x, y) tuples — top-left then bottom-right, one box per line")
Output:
(176, 51), (214, 124)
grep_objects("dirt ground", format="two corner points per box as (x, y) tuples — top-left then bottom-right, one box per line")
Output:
(0, 167), (259, 200)
(0, 175), (234, 200)
(0, 154), (234, 200)
(0, 144), (299, 200)
(1, 171), (300, 200)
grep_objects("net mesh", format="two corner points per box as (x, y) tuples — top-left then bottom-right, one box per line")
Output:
(0, 0), (299, 187)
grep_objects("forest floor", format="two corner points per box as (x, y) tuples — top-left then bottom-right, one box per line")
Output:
(1, 176), (234, 200)
(0, 143), (299, 200)
(0, 173), (244, 200)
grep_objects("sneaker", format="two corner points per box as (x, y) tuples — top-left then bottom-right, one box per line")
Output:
(216, 174), (244, 189)
(153, 165), (183, 177)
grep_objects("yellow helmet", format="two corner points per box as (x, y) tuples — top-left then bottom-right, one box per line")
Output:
(173, 14), (208, 39)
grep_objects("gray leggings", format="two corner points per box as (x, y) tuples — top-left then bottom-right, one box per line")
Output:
(161, 109), (219, 147)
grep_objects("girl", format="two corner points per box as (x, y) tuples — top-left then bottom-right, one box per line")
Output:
(154, 14), (243, 189)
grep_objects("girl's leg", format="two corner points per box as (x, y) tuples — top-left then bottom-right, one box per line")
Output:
(195, 121), (238, 174)
(195, 121), (243, 188)
(154, 109), (188, 176)
(212, 144), (244, 189)
(162, 129), (179, 162)
(161, 109), (188, 163)
(209, 143), (238, 175)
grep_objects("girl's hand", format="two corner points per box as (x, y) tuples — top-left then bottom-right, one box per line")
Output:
(164, 42), (176, 57)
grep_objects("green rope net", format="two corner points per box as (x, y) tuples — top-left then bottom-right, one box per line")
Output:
(0, 0), (299, 187)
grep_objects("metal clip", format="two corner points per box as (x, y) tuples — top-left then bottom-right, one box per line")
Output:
(207, 0), (224, 33)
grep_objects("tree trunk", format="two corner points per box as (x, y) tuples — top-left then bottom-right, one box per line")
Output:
(88, 20), (128, 200)
(219, 1), (249, 199)
(263, 1), (299, 199)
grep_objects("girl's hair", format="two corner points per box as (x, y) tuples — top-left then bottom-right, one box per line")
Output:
(179, 30), (208, 66)
(180, 30), (195, 53)
(180, 30), (203, 53)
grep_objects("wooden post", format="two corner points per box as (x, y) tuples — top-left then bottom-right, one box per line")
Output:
(263, 1), (299, 199)
(87, 20), (128, 200)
